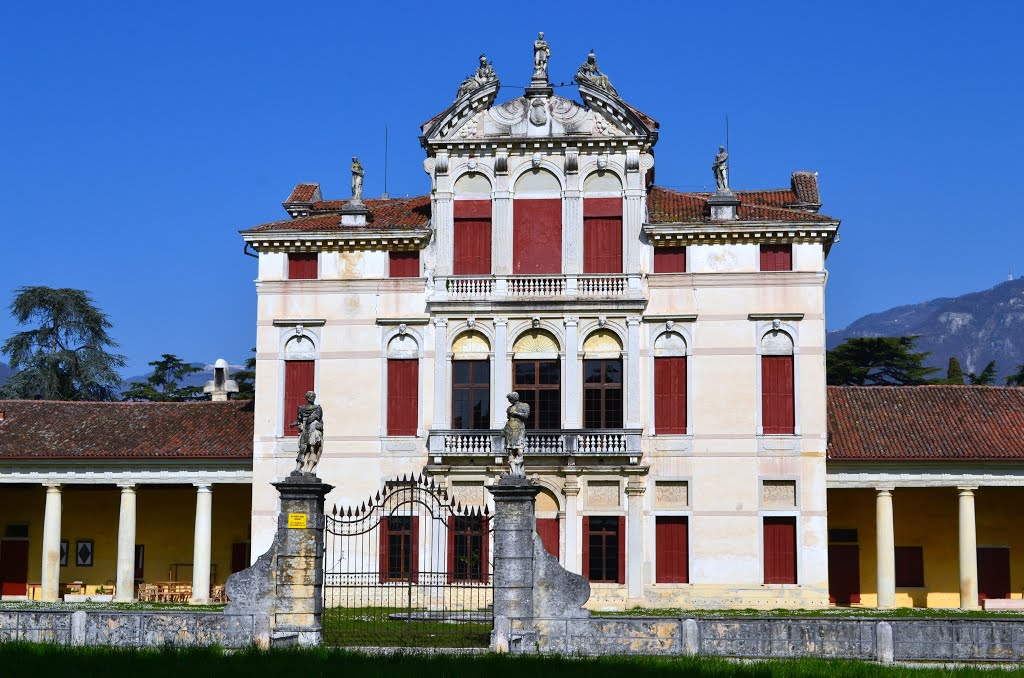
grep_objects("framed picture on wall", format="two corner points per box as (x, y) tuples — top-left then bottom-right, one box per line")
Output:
(59, 540), (68, 567)
(75, 540), (94, 567)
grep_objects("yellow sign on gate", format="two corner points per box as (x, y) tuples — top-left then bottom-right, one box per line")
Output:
(287, 513), (308, 529)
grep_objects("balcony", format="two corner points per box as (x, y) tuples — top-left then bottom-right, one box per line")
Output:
(427, 274), (647, 312)
(427, 428), (643, 462)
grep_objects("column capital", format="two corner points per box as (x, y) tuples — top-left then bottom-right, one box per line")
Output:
(563, 316), (578, 328)
(957, 485), (978, 494)
(626, 316), (642, 326)
(874, 486), (894, 494)
(562, 479), (580, 496)
(42, 483), (62, 491)
(625, 484), (646, 497)
(493, 316), (508, 327)
(194, 483), (212, 492)
(117, 483), (137, 492)
(433, 317), (449, 328)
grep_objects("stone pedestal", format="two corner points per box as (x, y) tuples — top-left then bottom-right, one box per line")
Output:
(488, 477), (541, 652)
(708, 190), (739, 220)
(225, 474), (333, 647)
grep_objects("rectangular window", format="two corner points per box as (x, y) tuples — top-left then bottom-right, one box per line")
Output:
(895, 546), (924, 587)
(387, 359), (418, 436)
(761, 355), (795, 434)
(654, 356), (687, 434)
(653, 246), (687, 273)
(655, 516), (688, 583)
(379, 516), (419, 582)
(454, 200), (492, 274)
(583, 359), (623, 429)
(763, 516), (797, 584)
(978, 546), (1011, 601)
(447, 515), (488, 583)
(536, 518), (559, 560)
(452, 360), (490, 430)
(828, 544), (861, 605)
(389, 250), (420, 278)
(513, 198), (562, 274)
(513, 360), (561, 430)
(283, 360), (315, 437)
(759, 244), (792, 272)
(287, 252), (318, 280)
(583, 197), (622, 274)
(583, 516), (625, 584)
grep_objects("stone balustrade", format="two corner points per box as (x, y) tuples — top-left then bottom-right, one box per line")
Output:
(435, 273), (642, 302)
(428, 428), (642, 459)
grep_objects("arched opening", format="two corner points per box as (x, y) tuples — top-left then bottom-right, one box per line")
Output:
(454, 172), (492, 275)
(583, 171), (623, 273)
(582, 330), (623, 429)
(283, 334), (316, 437)
(451, 331), (491, 430)
(513, 169), (561, 274)
(761, 329), (795, 435)
(387, 334), (419, 436)
(654, 331), (687, 434)
(535, 487), (561, 559)
(511, 328), (561, 430)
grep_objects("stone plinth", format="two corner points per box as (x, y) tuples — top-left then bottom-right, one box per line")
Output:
(488, 476), (541, 652)
(708, 190), (739, 220)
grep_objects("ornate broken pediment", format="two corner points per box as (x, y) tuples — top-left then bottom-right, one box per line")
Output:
(438, 94), (636, 140)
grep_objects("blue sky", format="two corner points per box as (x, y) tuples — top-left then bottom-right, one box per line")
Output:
(1, 1), (1022, 375)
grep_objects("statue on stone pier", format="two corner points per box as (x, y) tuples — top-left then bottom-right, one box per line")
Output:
(576, 49), (618, 97)
(456, 53), (498, 99)
(503, 391), (530, 478)
(533, 32), (550, 81)
(350, 157), (365, 203)
(291, 390), (324, 475)
(712, 146), (729, 192)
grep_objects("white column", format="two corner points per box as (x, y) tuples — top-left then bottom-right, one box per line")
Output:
(562, 189), (583, 274)
(190, 484), (213, 604)
(40, 484), (62, 602)
(563, 476), (581, 574)
(623, 191), (644, 273)
(114, 484), (137, 602)
(432, 318), (449, 429)
(625, 317), (642, 428)
(875, 487), (896, 609)
(491, 317), (508, 428)
(433, 192), (454, 276)
(626, 479), (646, 600)
(492, 190), (513, 275)
(958, 486), (980, 610)
(563, 317), (580, 428)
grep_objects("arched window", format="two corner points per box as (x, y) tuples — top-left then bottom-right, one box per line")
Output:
(451, 331), (491, 430)
(283, 334), (316, 437)
(453, 172), (492, 275)
(513, 169), (561, 274)
(653, 331), (687, 434)
(761, 330), (795, 435)
(583, 171), (623, 274)
(387, 334), (419, 436)
(583, 330), (623, 429)
(512, 328), (561, 429)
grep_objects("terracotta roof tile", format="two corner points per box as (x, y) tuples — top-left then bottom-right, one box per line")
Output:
(646, 186), (835, 224)
(791, 171), (820, 206)
(0, 400), (253, 460)
(244, 195), (431, 233)
(827, 385), (1024, 462)
(285, 183), (320, 204)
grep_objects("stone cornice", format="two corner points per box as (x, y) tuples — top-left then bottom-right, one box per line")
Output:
(643, 221), (839, 247)
(256, 279), (427, 295)
(648, 271), (826, 289)
(242, 228), (431, 252)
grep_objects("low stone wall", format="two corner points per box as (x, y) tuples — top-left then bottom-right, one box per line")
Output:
(0, 610), (268, 648)
(530, 616), (1024, 663)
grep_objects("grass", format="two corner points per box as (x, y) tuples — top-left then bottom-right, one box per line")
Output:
(321, 606), (491, 648)
(0, 601), (225, 612)
(0, 643), (1019, 677)
(594, 607), (1024, 620)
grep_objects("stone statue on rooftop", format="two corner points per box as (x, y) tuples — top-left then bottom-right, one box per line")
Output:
(712, 146), (729, 192)
(576, 49), (618, 97)
(456, 53), (498, 100)
(291, 390), (324, 475)
(533, 32), (550, 81)
(350, 157), (364, 203)
(503, 392), (530, 478)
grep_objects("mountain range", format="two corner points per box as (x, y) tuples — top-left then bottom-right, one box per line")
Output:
(827, 278), (1024, 382)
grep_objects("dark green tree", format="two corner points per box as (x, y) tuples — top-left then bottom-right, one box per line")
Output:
(826, 336), (939, 386)
(1006, 364), (1024, 387)
(967, 360), (998, 385)
(0, 286), (125, 400)
(231, 347), (256, 400)
(123, 354), (203, 402)
(946, 357), (965, 384)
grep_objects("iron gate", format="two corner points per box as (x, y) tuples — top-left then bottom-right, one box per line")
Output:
(323, 474), (493, 648)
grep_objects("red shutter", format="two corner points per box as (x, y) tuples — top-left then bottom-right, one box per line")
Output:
(978, 547), (1011, 601)
(828, 544), (861, 605)
(760, 244), (792, 272)
(480, 517), (490, 584)
(447, 517), (456, 584)
(764, 517), (797, 584)
(378, 518), (389, 584)
(655, 357), (687, 434)
(0, 540), (29, 596)
(581, 516), (590, 580)
(389, 251), (420, 277)
(653, 246), (686, 273)
(283, 360), (315, 437)
(411, 516), (420, 584)
(387, 359), (418, 436)
(583, 198), (622, 274)
(513, 199), (561, 274)
(288, 253), (318, 280)
(617, 515), (626, 585)
(536, 518), (559, 559)
(762, 355), (795, 434)
(655, 517), (689, 584)
(454, 200), (492, 275)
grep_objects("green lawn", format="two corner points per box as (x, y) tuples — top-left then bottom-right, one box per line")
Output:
(0, 601), (225, 612)
(0, 644), (1017, 677)
(321, 606), (491, 648)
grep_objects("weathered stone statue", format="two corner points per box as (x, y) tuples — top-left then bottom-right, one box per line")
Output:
(350, 157), (364, 203)
(713, 146), (729, 192)
(456, 53), (498, 99)
(503, 392), (530, 478)
(291, 390), (324, 475)
(533, 32), (550, 81)
(576, 49), (617, 97)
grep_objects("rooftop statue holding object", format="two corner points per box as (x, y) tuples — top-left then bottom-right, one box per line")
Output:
(576, 49), (618, 97)
(533, 32), (550, 81)
(455, 53), (498, 100)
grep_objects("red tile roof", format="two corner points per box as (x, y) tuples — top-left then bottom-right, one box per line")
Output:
(285, 183), (320, 204)
(828, 386), (1024, 462)
(244, 195), (431, 233)
(0, 400), (254, 460)
(791, 171), (820, 206)
(647, 186), (835, 224)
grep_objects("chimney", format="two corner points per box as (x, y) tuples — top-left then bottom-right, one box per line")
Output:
(203, 358), (239, 402)
(790, 171), (822, 212)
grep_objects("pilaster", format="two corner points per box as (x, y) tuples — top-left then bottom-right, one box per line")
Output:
(493, 190), (513, 275)
(563, 474), (581, 574)
(492, 317), (509, 428)
(562, 189), (583, 274)
(563, 317), (580, 428)
(625, 472), (647, 601)
(433, 192), (454, 276)
(432, 318), (449, 429)
(625, 316), (642, 428)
